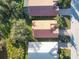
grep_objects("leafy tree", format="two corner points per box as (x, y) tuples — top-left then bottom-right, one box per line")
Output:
(10, 19), (33, 45)
(0, 0), (24, 38)
(0, 0), (32, 59)
(0, 0), (24, 20)
(7, 19), (33, 59)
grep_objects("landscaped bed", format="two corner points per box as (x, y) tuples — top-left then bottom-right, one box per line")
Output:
(58, 0), (71, 9)
(58, 48), (71, 59)
(57, 15), (71, 29)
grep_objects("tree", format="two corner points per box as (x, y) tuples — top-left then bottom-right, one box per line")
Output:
(0, 0), (23, 20)
(7, 19), (33, 59)
(0, 0), (24, 38)
(0, 0), (32, 59)
(10, 19), (33, 45)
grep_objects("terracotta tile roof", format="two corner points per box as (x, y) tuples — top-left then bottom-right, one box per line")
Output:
(32, 20), (57, 29)
(32, 20), (59, 38)
(28, 0), (58, 6)
(33, 29), (59, 38)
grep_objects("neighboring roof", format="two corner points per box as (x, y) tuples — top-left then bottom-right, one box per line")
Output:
(28, 42), (58, 53)
(28, 6), (59, 16)
(28, 42), (58, 59)
(24, 0), (58, 7)
(32, 20), (57, 29)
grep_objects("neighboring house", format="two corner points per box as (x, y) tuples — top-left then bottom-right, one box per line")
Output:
(28, 42), (58, 59)
(24, 0), (59, 16)
(32, 20), (59, 39)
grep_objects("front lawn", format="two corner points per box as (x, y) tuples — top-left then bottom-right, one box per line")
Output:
(26, 54), (28, 59)
(58, 0), (71, 9)
(58, 49), (71, 59)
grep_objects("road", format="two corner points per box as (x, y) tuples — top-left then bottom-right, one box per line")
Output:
(59, 0), (79, 59)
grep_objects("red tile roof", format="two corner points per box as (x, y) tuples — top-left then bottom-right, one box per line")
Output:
(28, 0), (58, 6)
(32, 20), (59, 38)
(33, 29), (59, 38)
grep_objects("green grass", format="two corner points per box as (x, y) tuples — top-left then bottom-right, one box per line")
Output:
(58, 49), (71, 59)
(26, 54), (28, 59)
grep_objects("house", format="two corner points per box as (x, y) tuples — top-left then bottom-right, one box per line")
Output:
(28, 42), (58, 59)
(32, 20), (59, 39)
(24, 0), (59, 16)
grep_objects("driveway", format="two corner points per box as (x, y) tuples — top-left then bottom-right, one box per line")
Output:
(59, 8), (71, 15)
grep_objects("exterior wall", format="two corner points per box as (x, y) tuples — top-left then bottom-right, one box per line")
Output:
(28, 6), (59, 16)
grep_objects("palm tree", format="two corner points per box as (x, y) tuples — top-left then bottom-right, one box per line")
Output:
(0, 0), (24, 38)
(9, 19), (33, 59)
(0, 0), (23, 21)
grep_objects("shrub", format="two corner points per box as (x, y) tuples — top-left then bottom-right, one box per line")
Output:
(6, 39), (24, 59)
(59, 0), (71, 8)
(56, 15), (71, 29)
(58, 49), (71, 59)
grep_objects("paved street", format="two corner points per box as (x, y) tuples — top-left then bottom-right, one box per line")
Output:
(59, 0), (79, 59)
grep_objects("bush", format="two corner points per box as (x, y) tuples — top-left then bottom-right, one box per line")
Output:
(56, 15), (71, 29)
(58, 49), (71, 59)
(6, 39), (24, 59)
